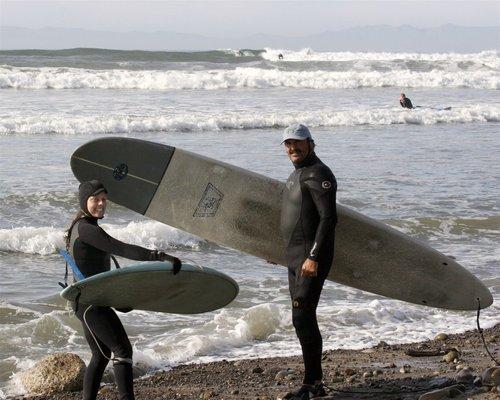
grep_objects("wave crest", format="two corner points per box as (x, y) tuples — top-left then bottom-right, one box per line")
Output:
(1, 105), (498, 135)
(262, 48), (500, 65)
(1, 65), (498, 90)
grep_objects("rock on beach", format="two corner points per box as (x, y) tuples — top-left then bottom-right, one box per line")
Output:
(20, 353), (85, 395)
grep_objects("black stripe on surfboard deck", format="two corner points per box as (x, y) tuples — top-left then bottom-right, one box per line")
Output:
(71, 138), (175, 215)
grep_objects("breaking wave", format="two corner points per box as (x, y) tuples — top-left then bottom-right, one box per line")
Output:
(262, 48), (499, 66)
(1, 65), (498, 90)
(1, 105), (498, 135)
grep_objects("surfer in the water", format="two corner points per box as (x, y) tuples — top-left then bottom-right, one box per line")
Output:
(280, 124), (337, 399)
(400, 93), (413, 109)
(65, 180), (181, 400)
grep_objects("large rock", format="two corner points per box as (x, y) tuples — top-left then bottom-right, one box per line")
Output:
(21, 353), (86, 395)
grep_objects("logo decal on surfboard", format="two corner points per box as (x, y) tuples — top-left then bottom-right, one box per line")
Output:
(193, 183), (224, 217)
(113, 163), (129, 181)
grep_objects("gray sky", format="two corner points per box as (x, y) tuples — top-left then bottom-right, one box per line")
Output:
(1, 1), (499, 37)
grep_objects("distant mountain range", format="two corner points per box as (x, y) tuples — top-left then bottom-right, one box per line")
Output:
(1, 25), (499, 52)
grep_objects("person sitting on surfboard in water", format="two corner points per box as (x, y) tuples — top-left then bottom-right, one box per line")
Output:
(400, 93), (413, 109)
(65, 180), (181, 400)
(280, 125), (337, 399)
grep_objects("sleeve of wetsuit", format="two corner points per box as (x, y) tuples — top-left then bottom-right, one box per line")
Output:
(303, 168), (337, 261)
(78, 222), (155, 261)
(406, 98), (413, 109)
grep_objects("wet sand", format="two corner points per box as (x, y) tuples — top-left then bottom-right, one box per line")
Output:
(11, 324), (499, 400)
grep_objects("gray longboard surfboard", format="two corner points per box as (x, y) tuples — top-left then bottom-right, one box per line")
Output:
(60, 262), (239, 314)
(71, 137), (493, 311)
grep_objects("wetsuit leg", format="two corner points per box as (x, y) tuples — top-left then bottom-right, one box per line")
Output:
(81, 317), (111, 400)
(288, 261), (331, 385)
(76, 305), (135, 400)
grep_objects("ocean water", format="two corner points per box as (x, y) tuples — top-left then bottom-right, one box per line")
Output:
(0, 48), (499, 397)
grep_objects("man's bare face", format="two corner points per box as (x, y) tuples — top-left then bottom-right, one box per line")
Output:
(284, 139), (309, 164)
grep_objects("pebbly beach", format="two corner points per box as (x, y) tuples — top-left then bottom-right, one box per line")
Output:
(9, 324), (499, 400)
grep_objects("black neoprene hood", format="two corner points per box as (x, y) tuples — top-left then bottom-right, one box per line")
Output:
(78, 180), (107, 214)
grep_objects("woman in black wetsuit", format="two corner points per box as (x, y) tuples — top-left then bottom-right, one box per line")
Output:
(66, 180), (181, 400)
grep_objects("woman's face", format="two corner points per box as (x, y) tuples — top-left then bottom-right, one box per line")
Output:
(86, 192), (107, 218)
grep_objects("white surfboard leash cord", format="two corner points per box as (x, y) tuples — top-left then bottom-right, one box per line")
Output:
(79, 256), (131, 365)
(79, 257), (183, 365)
(82, 304), (132, 365)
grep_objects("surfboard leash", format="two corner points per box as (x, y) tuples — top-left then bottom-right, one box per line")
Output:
(82, 305), (132, 365)
(111, 255), (121, 269)
(476, 298), (499, 366)
(82, 305), (112, 362)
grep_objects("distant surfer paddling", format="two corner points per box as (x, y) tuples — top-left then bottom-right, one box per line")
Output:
(400, 93), (413, 109)
(280, 125), (337, 399)
(399, 93), (451, 111)
(65, 180), (181, 400)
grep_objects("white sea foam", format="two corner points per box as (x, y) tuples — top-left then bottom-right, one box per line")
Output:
(320, 299), (500, 350)
(0, 226), (64, 255)
(262, 48), (500, 66)
(1, 105), (498, 135)
(122, 298), (500, 367)
(0, 221), (205, 255)
(1, 65), (498, 90)
(5, 357), (31, 397)
(146, 303), (291, 364)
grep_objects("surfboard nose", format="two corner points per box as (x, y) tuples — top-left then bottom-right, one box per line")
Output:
(431, 257), (493, 311)
(452, 257), (494, 310)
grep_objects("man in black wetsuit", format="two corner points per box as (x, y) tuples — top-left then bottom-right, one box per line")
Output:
(280, 124), (337, 399)
(67, 180), (181, 400)
(400, 93), (413, 109)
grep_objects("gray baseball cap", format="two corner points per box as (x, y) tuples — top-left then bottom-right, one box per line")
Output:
(281, 124), (312, 143)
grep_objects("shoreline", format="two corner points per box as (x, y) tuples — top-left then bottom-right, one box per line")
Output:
(9, 323), (499, 400)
